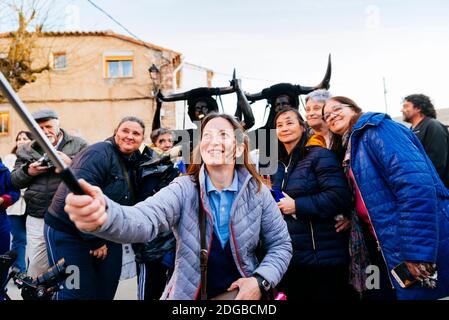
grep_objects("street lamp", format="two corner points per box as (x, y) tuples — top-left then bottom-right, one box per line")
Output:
(149, 63), (161, 96)
(149, 63), (163, 124)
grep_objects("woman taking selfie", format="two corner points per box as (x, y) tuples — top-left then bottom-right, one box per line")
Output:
(63, 113), (292, 300)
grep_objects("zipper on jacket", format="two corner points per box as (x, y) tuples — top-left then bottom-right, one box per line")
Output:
(349, 129), (395, 289)
(309, 220), (316, 250)
(280, 155), (293, 190)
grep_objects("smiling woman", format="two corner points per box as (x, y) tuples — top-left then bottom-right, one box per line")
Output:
(113, 116), (145, 155)
(305, 89), (333, 149)
(271, 107), (353, 300)
(323, 96), (449, 300)
(44, 116), (145, 300)
(63, 112), (292, 300)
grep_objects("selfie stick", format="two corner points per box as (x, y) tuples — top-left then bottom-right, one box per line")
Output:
(0, 72), (84, 195)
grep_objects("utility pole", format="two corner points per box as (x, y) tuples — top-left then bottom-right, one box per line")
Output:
(383, 77), (388, 114)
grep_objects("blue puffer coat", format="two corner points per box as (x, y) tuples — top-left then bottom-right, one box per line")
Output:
(272, 136), (351, 267)
(350, 112), (449, 300)
(1, 162), (19, 299)
(0, 162), (20, 215)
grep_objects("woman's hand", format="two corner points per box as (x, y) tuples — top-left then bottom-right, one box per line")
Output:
(90, 244), (108, 260)
(335, 216), (351, 233)
(405, 261), (435, 281)
(277, 192), (296, 215)
(228, 277), (262, 300)
(64, 179), (108, 233)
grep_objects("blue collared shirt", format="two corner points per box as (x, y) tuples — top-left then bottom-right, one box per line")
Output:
(205, 170), (239, 248)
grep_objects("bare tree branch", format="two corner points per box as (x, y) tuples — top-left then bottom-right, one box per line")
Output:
(0, 0), (66, 95)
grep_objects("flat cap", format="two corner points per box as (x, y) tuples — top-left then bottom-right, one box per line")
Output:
(32, 109), (58, 121)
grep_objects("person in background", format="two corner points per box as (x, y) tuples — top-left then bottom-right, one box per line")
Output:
(305, 89), (334, 149)
(149, 128), (185, 174)
(150, 128), (174, 153)
(64, 113), (292, 300)
(304, 90), (350, 234)
(323, 96), (449, 300)
(10, 109), (88, 278)
(272, 107), (353, 300)
(45, 116), (144, 299)
(3, 131), (33, 274)
(133, 127), (180, 300)
(0, 158), (20, 300)
(401, 94), (449, 188)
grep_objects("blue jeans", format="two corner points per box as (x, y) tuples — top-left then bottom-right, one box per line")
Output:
(9, 215), (27, 273)
(44, 224), (122, 300)
(0, 214), (11, 300)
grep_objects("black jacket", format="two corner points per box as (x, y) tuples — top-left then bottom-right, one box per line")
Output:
(272, 142), (351, 267)
(45, 138), (140, 249)
(11, 129), (88, 218)
(412, 117), (449, 188)
(133, 146), (179, 263)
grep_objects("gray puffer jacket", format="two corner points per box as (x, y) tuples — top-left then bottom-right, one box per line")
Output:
(11, 129), (88, 218)
(92, 166), (292, 300)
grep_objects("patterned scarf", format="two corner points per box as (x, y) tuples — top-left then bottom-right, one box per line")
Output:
(342, 130), (371, 295)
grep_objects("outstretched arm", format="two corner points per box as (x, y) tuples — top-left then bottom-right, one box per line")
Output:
(65, 178), (185, 244)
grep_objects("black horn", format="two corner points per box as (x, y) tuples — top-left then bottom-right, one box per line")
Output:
(245, 54), (332, 103)
(296, 54), (332, 95)
(244, 91), (265, 102)
(158, 85), (236, 102)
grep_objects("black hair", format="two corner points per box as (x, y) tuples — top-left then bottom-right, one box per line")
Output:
(274, 107), (308, 164)
(403, 94), (436, 119)
(322, 96), (363, 161)
(150, 128), (174, 144)
(11, 131), (33, 154)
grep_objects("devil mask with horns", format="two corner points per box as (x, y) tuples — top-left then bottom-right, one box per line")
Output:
(153, 70), (255, 132)
(245, 54), (332, 131)
(243, 56), (332, 173)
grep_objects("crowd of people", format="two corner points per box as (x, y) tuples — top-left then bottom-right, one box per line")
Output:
(1, 89), (449, 301)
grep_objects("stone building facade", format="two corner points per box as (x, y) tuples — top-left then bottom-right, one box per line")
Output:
(0, 31), (182, 156)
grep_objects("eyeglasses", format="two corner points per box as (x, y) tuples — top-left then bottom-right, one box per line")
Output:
(157, 138), (173, 144)
(322, 104), (351, 122)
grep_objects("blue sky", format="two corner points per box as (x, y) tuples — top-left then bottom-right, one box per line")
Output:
(2, 0), (449, 127)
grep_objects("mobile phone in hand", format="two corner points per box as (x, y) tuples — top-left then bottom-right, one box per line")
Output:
(391, 262), (418, 288)
(270, 186), (285, 203)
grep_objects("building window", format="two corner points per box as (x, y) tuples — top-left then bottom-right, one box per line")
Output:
(0, 111), (10, 136)
(53, 52), (67, 70)
(104, 52), (134, 79)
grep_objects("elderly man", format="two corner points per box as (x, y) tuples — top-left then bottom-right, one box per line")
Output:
(11, 109), (88, 278)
